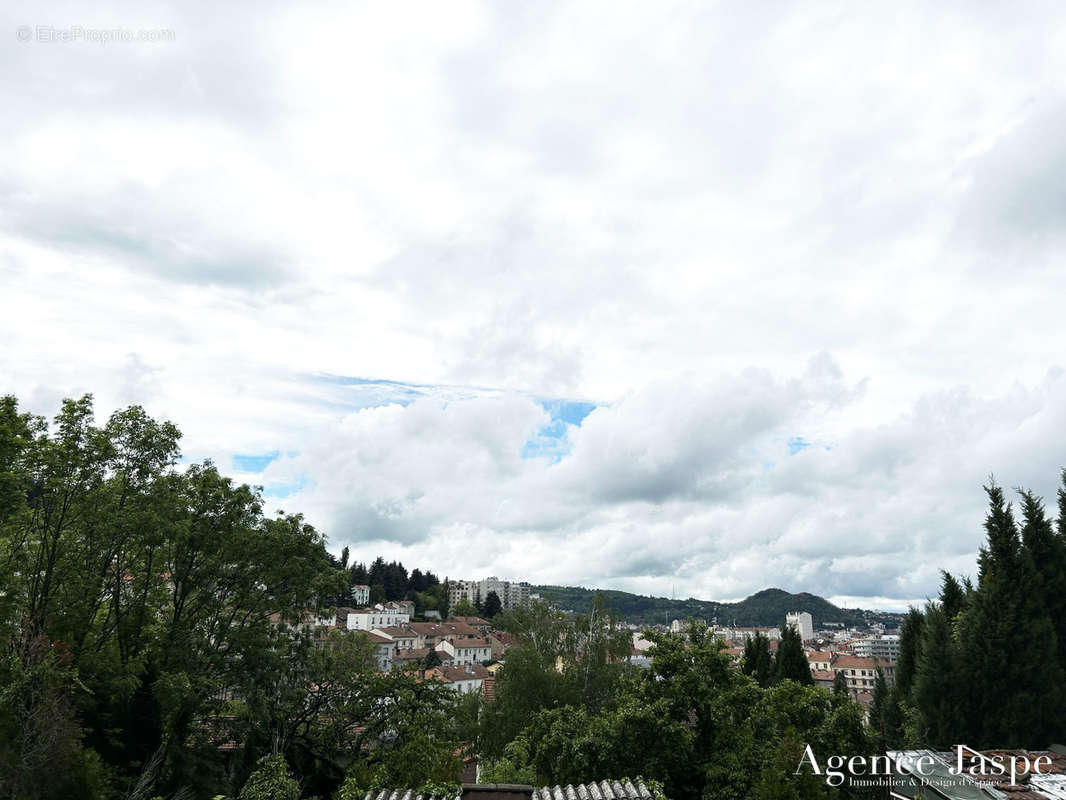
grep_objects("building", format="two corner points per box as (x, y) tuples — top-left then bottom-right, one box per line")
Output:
(407, 620), (480, 650)
(449, 579), (479, 607)
(425, 663), (492, 694)
(436, 637), (491, 665)
(830, 654), (895, 694)
(371, 626), (418, 651)
(715, 625), (782, 642)
(345, 605), (410, 631)
(359, 631), (396, 671)
(852, 634), (900, 661)
(482, 577), (532, 609)
(450, 615), (493, 636)
(806, 650), (833, 672)
(449, 577), (532, 610)
(351, 584), (370, 605)
(786, 611), (814, 642)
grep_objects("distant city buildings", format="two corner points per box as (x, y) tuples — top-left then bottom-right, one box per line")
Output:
(713, 625), (782, 641)
(449, 576), (532, 610)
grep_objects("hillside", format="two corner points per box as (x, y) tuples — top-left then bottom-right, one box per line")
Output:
(531, 584), (901, 628)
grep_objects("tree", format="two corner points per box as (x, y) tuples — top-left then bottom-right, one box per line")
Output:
(954, 482), (1066, 746)
(938, 571), (965, 623)
(741, 632), (773, 687)
(423, 649), (443, 671)
(913, 602), (959, 748)
(894, 607), (924, 700)
(452, 598), (478, 617)
(238, 754), (300, 800)
(831, 670), (848, 698)
(1018, 487), (1066, 669)
(868, 669), (902, 749)
(482, 590), (503, 619)
(772, 625), (813, 685)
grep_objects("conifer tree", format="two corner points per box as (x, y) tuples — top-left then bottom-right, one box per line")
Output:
(741, 632), (773, 687)
(913, 602), (960, 747)
(832, 670), (848, 697)
(895, 607), (924, 700)
(938, 571), (965, 623)
(869, 669), (904, 749)
(1019, 488), (1066, 670)
(772, 625), (813, 685)
(954, 482), (1065, 746)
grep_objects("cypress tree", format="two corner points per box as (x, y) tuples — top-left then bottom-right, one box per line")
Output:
(832, 670), (848, 697)
(938, 571), (965, 623)
(955, 482), (1065, 746)
(870, 669), (904, 749)
(1019, 487), (1066, 670)
(913, 602), (960, 748)
(895, 607), (924, 700)
(773, 625), (812, 685)
(741, 632), (773, 687)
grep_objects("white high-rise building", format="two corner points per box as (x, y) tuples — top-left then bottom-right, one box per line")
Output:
(786, 611), (814, 642)
(448, 576), (531, 610)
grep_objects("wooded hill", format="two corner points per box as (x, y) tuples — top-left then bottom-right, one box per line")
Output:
(532, 584), (901, 628)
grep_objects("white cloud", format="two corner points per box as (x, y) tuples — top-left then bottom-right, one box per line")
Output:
(3, 0), (1066, 608)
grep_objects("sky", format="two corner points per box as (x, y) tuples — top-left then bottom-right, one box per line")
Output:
(3, 1), (1066, 611)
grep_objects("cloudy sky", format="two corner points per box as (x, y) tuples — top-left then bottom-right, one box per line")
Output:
(3, 1), (1066, 610)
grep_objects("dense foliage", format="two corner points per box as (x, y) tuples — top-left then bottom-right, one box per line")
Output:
(884, 475), (1066, 749)
(481, 605), (875, 799)
(0, 395), (471, 799)
(338, 556), (450, 617)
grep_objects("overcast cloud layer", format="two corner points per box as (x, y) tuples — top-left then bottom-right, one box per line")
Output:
(3, 1), (1066, 610)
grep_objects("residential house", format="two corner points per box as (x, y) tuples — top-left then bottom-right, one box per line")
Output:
(806, 650), (833, 672)
(449, 615), (493, 636)
(351, 585), (370, 606)
(425, 663), (491, 694)
(407, 620), (480, 650)
(358, 630), (396, 671)
(345, 605), (411, 631)
(370, 626), (418, 652)
(436, 637), (491, 666)
(488, 631), (517, 659)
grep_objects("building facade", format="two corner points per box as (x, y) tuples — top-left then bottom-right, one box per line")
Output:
(449, 577), (532, 610)
(852, 634), (901, 661)
(345, 606), (410, 631)
(786, 611), (814, 641)
(351, 584), (370, 605)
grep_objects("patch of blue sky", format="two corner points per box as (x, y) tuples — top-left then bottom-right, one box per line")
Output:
(233, 451), (280, 472)
(787, 436), (811, 456)
(522, 419), (572, 462)
(261, 475), (310, 500)
(521, 400), (600, 463)
(541, 399), (597, 426)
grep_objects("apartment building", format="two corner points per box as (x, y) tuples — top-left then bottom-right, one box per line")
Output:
(449, 577), (532, 610)
(831, 654), (895, 694)
(852, 634), (901, 661)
